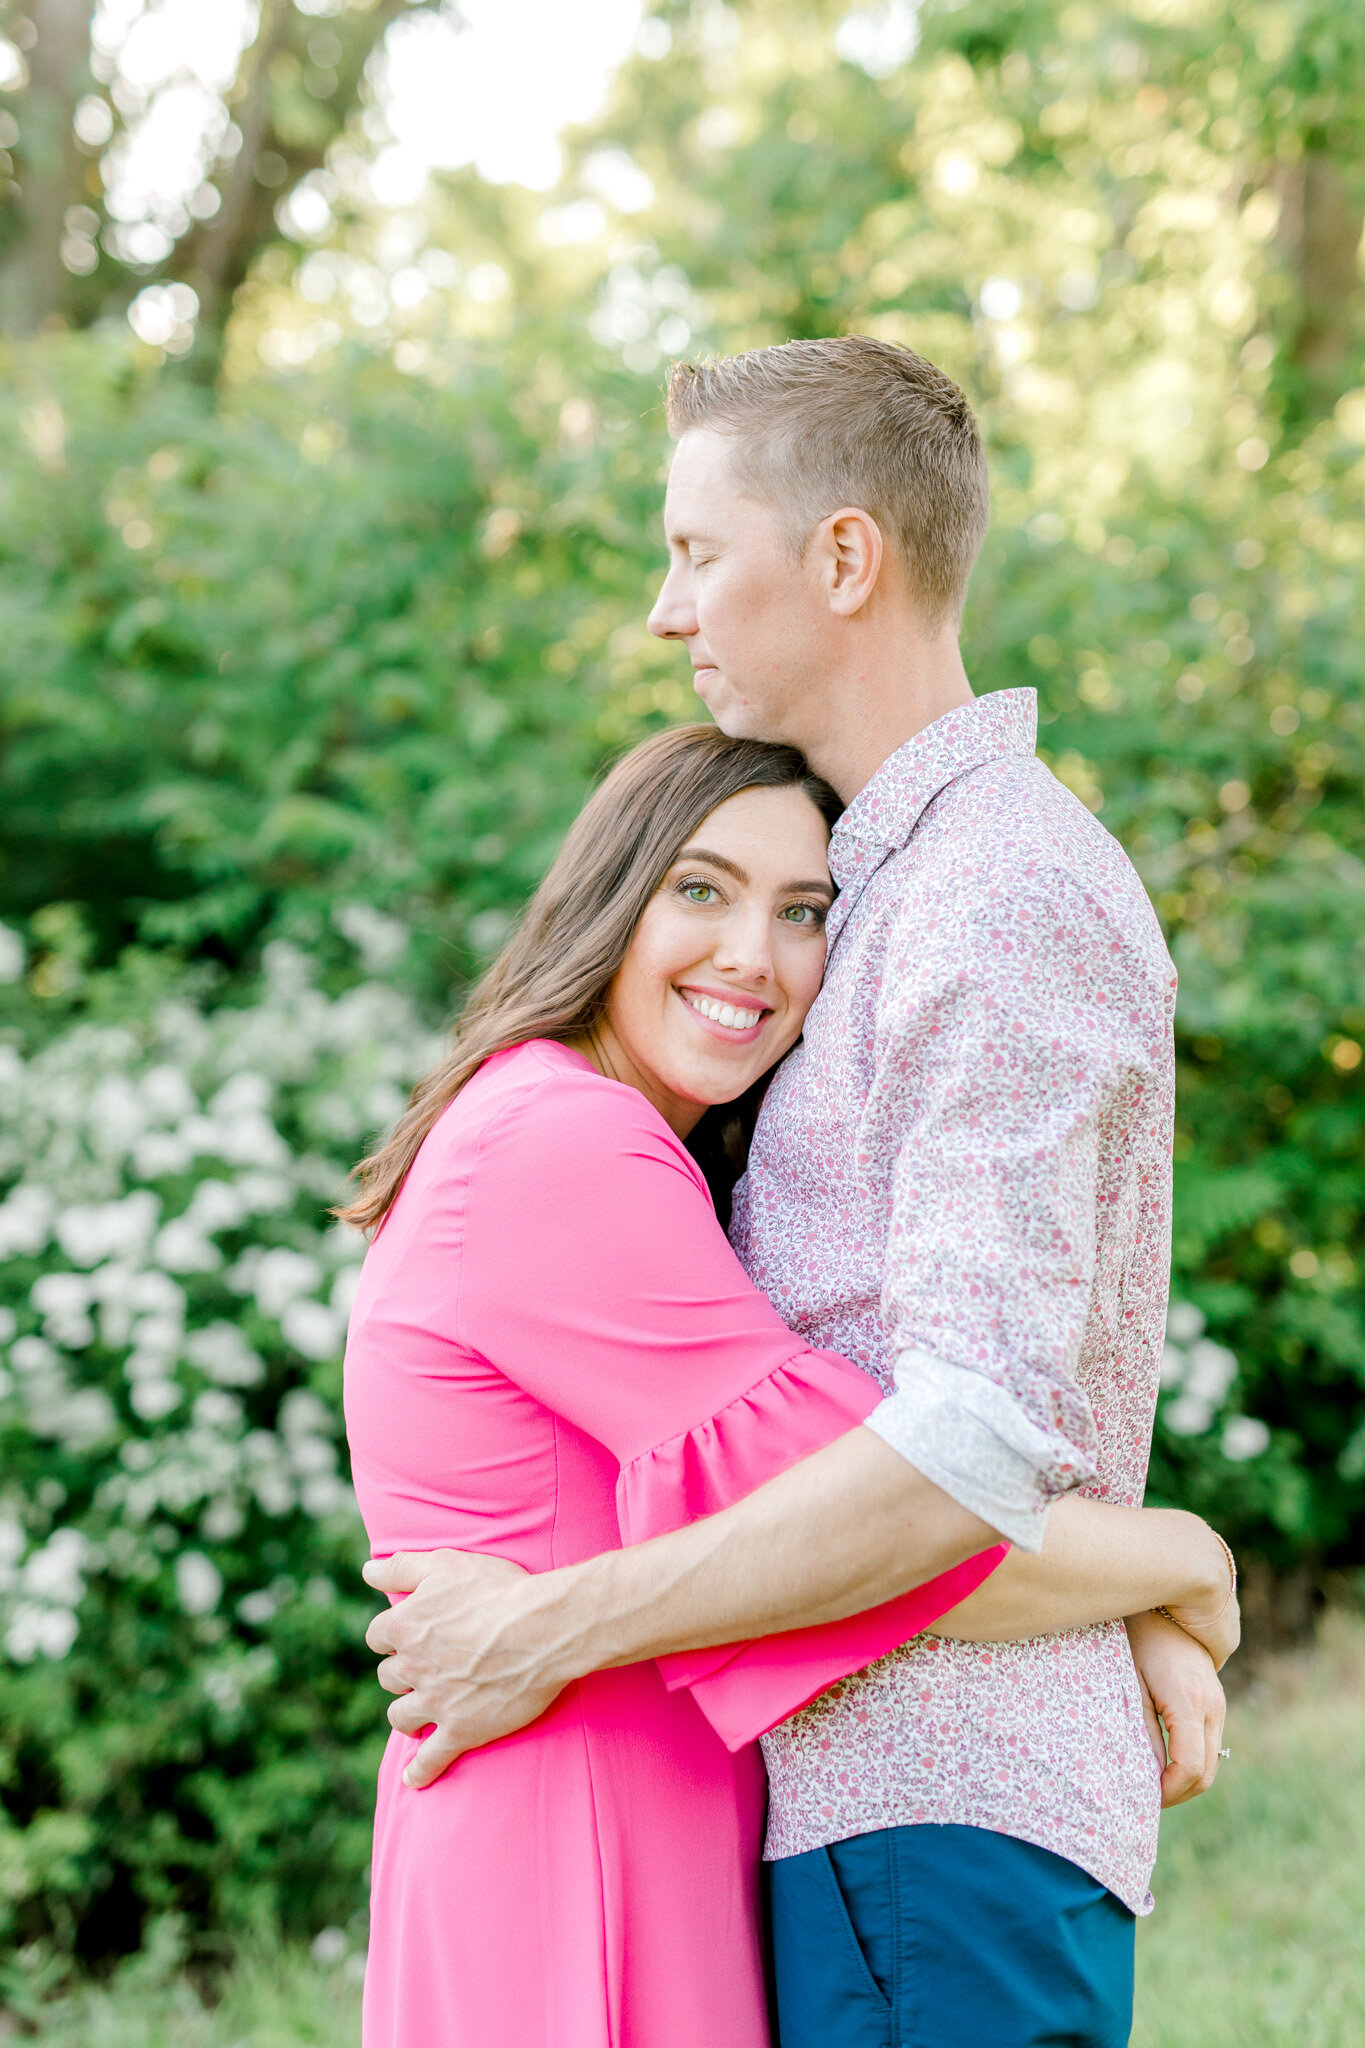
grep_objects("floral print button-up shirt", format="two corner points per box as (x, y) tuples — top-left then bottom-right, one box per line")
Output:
(732, 689), (1176, 1913)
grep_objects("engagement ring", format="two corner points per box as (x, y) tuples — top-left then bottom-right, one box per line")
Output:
(1218, 1747), (1231, 1759)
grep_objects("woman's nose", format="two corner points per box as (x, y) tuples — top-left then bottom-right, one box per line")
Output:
(711, 905), (774, 985)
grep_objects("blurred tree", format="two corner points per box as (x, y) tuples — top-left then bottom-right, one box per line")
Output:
(0, 0), (437, 353)
(0, 0), (92, 335)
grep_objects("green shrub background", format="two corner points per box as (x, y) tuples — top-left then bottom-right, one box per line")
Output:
(0, 0), (1363, 1978)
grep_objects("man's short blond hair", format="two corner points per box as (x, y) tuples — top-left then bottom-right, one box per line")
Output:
(666, 335), (989, 628)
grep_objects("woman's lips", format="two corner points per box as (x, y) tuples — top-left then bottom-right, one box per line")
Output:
(675, 985), (770, 1046)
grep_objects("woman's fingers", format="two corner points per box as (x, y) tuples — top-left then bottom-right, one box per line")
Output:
(1160, 1665), (1227, 1806)
(1133, 1661), (1166, 1771)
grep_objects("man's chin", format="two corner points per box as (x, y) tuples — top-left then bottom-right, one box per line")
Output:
(695, 677), (767, 740)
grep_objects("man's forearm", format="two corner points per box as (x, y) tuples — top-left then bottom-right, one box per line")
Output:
(511, 1425), (1000, 1690)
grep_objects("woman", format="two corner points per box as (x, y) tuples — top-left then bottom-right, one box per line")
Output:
(342, 727), (1235, 2048)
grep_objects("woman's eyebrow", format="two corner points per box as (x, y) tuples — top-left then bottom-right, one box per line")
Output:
(677, 846), (748, 882)
(675, 847), (833, 898)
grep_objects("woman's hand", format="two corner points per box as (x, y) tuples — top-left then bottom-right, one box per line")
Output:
(1159, 1538), (1240, 1672)
(1126, 1607), (1228, 1806)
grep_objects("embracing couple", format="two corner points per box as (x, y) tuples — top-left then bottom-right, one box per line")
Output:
(342, 337), (1238, 2048)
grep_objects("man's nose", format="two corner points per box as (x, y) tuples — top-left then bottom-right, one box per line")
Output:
(647, 563), (695, 641)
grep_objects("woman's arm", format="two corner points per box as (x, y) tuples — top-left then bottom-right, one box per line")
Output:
(928, 1497), (1240, 1669)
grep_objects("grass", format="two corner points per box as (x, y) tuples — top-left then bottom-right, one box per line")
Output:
(14, 1943), (362, 2047)
(16, 1614), (1365, 2045)
(1133, 1607), (1365, 2048)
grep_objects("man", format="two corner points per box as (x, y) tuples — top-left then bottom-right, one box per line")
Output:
(365, 338), (1229, 2046)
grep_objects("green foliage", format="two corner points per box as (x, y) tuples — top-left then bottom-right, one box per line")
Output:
(2, 0), (1365, 1979)
(0, 339), (673, 1001)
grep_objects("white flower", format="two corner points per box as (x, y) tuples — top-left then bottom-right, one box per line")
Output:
(6, 1603), (79, 1662)
(1163, 1393), (1214, 1437)
(211, 1072), (273, 1120)
(175, 1551), (223, 1616)
(154, 1219), (222, 1274)
(201, 1497), (244, 1541)
(48, 1388), (118, 1450)
(0, 1519), (26, 1587)
(141, 1065), (197, 1121)
(288, 1434), (337, 1478)
(333, 902), (409, 974)
(129, 1311), (185, 1364)
(281, 1298), (342, 1362)
(89, 1074), (149, 1154)
(261, 942), (313, 999)
(0, 1184), (56, 1258)
(128, 1272), (186, 1317)
(252, 1470), (295, 1516)
(239, 1247), (323, 1319)
(185, 1322), (265, 1388)
(193, 1390), (244, 1433)
(11, 1335), (58, 1374)
(1222, 1415), (1271, 1461)
(188, 1179), (248, 1233)
(130, 1378), (183, 1421)
(132, 1130), (194, 1179)
(311, 1927), (348, 1966)
(31, 1271), (97, 1348)
(301, 1473), (354, 1518)
(23, 1528), (88, 1604)
(279, 1390), (333, 1440)
(56, 1192), (160, 1268)
(1166, 1301), (1206, 1345)
(1184, 1339), (1238, 1406)
(237, 1586), (284, 1626)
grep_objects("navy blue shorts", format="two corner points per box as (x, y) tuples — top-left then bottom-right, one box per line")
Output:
(767, 1823), (1135, 2048)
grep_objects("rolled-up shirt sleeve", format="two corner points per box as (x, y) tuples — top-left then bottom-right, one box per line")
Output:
(862, 868), (1158, 1551)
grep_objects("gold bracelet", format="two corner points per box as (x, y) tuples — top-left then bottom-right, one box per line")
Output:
(1155, 1530), (1237, 1627)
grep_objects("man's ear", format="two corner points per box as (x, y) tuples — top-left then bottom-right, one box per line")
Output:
(816, 506), (884, 616)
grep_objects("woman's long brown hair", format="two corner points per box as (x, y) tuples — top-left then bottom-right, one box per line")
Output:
(338, 724), (842, 1233)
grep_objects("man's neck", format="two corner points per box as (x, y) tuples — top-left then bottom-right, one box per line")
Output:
(804, 631), (974, 805)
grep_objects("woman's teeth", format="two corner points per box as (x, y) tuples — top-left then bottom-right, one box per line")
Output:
(685, 992), (763, 1031)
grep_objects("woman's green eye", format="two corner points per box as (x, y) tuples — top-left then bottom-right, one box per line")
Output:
(684, 883), (715, 904)
(781, 903), (823, 925)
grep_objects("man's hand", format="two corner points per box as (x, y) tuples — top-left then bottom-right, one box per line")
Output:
(363, 1551), (563, 1789)
(1126, 1608), (1227, 1807)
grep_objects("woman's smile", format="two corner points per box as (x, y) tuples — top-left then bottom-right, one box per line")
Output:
(675, 982), (772, 1042)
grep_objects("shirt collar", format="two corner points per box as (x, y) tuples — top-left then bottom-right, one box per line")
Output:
(828, 688), (1039, 893)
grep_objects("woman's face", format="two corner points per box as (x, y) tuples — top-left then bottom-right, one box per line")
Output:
(596, 784), (834, 1137)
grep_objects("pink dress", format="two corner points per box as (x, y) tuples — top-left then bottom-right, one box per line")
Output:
(344, 1040), (1003, 2048)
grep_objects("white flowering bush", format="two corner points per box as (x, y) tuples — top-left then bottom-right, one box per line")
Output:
(1160, 1301), (1271, 1463)
(0, 939), (440, 1961)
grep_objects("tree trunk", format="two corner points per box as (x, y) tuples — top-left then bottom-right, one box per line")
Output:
(1282, 151), (1365, 414)
(0, 0), (92, 333)
(180, 0), (294, 339)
